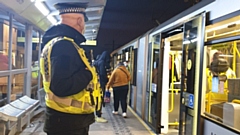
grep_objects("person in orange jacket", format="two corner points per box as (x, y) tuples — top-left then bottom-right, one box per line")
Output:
(106, 62), (131, 118)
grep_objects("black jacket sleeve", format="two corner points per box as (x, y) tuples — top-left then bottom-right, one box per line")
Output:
(98, 61), (108, 87)
(49, 40), (92, 97)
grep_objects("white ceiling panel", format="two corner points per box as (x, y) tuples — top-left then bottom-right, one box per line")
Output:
(44, 0), (106, 40)
(0, 0), (106, 41)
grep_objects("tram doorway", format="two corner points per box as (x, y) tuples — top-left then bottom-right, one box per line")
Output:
(162, 32), (184, 134)
(156, 13), (206, 135)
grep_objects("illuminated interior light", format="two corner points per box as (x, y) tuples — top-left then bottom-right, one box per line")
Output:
(47, 15), (57, 24)
(49, 10), (59, 16)
(34, 1), (50, 16)
(206, 20), (240, 32)
(88, 16), (101, 21)
(183, 38), (198, 44)
(219, 54), (233, 57)
(86, 7), (103, 12)
(85, 23), (99, 27)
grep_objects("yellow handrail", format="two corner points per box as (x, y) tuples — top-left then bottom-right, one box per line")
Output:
(232, 99), (240, 104)
(168, 122), (179, 126)
(233, 42), (236, 72)
(234, 42), (240, 58)
(168, 54), (175, 112)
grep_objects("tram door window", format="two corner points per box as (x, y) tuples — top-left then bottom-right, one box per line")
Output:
(122, 47), (134, 106)
(145, 35), (160, 129)
(112, 53), (118, 69)
(179, 14), (205, 135)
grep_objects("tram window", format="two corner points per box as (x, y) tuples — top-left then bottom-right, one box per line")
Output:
(204, 40), (240, 131)
(204, 15), (240, 132)
(131, 49), (137, 85)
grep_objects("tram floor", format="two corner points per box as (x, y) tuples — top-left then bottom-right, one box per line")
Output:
(16, 103), (155, 135)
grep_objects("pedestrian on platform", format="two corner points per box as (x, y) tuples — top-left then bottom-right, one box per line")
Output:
(106, 62), (131, 118)
(93, 51), (111, 122)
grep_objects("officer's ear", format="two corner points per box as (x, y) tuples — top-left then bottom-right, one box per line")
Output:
(77, 14), (85, 25)
(77, 16), (85, 34)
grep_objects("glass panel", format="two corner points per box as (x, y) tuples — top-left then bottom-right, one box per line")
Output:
(136, 37), (146, 115)
(180, 14), (205, 135)
(203, 14), (240, 133)
(130, 49), (134, 84)
(117, 54), (122, 63)
(0, 76), (8, 101)
(205, 15), (240, 42)
(113, 54), (118, 68)
(12, 73), (24, 101)
(31, 30), (40, 99)
(204, 40), (240, 132)
(0, 10), (10, 71)
(131, 49), (138, 107)
(14, 21), (25, 69)
(145, 35), (160, 127)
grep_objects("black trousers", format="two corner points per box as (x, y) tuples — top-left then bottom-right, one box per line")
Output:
(46, 126), (89, 135)
(96, 86), (105, 117)
(44, 107), (94, 135)
(113, 85), (129, 112)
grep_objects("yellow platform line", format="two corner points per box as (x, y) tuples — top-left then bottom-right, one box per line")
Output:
(128, 106), (156, 135)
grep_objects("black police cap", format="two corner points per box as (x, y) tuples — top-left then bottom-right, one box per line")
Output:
(54, 2), (88, 22)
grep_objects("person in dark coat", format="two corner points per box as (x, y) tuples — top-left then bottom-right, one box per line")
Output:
(93, 54), (101, 73)
(94, 51), (110, 122)
(40, 2), (94, 135)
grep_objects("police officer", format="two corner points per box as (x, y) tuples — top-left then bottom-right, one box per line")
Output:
(40, 2), (95, 135)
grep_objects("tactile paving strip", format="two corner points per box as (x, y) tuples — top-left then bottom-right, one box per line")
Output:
(105, 103), (133, 135)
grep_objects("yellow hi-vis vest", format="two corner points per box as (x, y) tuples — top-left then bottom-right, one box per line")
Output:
(40, 37), (102, 114)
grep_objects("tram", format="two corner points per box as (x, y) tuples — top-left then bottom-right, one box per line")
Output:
(111, 0), (240, 134)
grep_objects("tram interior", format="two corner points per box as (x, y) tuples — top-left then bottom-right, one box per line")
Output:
(164, 31), (184, 131)
(204, 14), (240, 130)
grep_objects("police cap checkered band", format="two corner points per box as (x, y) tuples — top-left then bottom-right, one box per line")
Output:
(54, 2), (88, 22)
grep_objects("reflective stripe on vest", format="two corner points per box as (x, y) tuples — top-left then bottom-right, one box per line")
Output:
(40, 37), (102, 114)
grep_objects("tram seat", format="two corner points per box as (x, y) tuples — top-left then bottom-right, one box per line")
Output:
(0, 96), (39, 135)
(223, 102), (240, 130)
(211, 103), (224, 119)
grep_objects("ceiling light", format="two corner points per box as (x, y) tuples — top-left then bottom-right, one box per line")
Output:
(85, 29), (95, 32)
(34, 1), (50, 16)
(183, 38), (198, 44)
(219, 54), (233, 57)
(49, 10), (59, 16)
(88, 16), (101, 21)
(85, 23), (99, 27)
(47, 15), (57, 24)
(84, 33), (97, 36)
(86, 7), (103, 12)
(92, 29), (97, 33)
